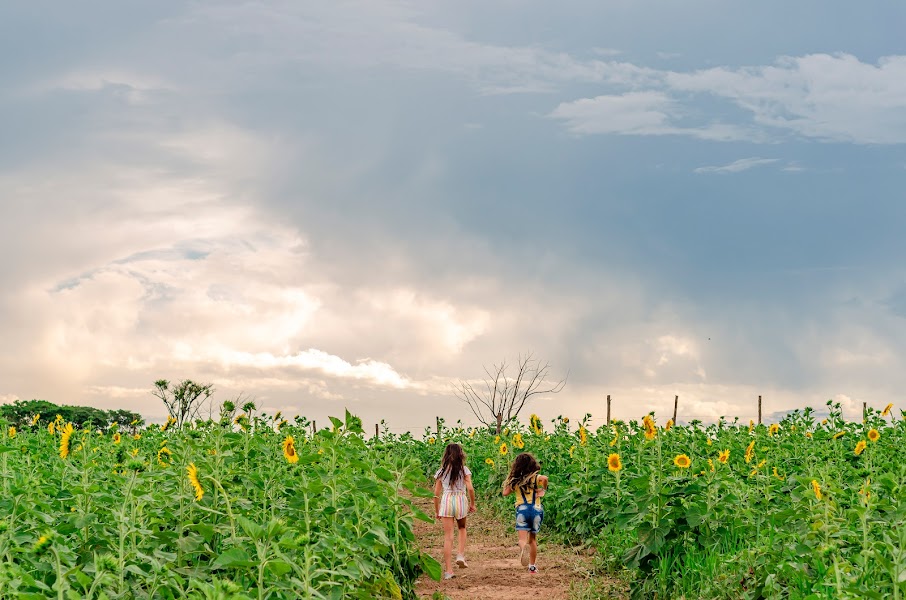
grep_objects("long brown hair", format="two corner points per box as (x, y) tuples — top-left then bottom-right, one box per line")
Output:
(506, 452), (541, 491)
(438, 443), (467, 486)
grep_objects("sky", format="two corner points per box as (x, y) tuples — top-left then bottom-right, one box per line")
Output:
(2, 1), (905, 432)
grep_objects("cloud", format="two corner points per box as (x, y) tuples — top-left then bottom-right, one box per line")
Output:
(550, 53), (906, 144)
(665, 53), (906, 144)
(550, 91), (752, 141)
(2, 1), (906, 432)
(217, 350), (413, 389)
(694, 157), (779, 174)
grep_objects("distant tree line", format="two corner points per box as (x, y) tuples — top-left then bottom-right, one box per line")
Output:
(0, 399), (144, 429)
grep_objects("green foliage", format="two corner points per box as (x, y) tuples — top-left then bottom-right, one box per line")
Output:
(0, 411), (436, 599)
(391, 402), (906, 599)
(0, 399), (141, 430)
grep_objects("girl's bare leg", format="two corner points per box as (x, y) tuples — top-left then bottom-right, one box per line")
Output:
(442, 517), (455, 574)
(457, 517), (467, 557)
(529, 532), (538, 564)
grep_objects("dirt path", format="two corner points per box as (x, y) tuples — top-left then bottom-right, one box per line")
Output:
(412, 496), (624, 600)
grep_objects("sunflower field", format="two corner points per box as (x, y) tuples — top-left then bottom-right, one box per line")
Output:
(4, 401), (905, 599)
(0, 410), (439, 599)
(397, 401), (906, 599)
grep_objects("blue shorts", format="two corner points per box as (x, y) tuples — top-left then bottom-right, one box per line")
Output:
(515, 503), (543, 534)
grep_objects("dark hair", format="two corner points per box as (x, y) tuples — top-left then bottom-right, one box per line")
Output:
(438, 443), (467, 486)
(506, 452), (541, 491)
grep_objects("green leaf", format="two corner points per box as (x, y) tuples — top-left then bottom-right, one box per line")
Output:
(210, 548), (254, 569)
(420, 552), (442, 581)
(267, 560), (292, 576)
(373, 467), (394, 482)
(237, 516), (265, 541)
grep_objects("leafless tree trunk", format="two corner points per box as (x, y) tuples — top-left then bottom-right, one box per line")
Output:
(454, 353), (567, 434)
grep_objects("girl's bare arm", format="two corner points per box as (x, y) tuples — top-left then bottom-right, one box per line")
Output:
(465, 474), (477, 512)
(433, 478), (443, 517)
(502, 481), (512, 496)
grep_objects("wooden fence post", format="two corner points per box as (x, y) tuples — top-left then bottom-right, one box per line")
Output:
(312, 420), (316, 435)
(375, 423), (379, 438)
(863, 401), (867, 423)
(758, 396), (762, 425)
(436, 417), (441, 437)
(672, 395), (678, 424)
(606, 395), (611, 425)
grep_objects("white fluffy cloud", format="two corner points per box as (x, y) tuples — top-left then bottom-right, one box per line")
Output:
(694, 157), (780, 174)
(550, 91), (752, 140)
(551, 53), (906, 144)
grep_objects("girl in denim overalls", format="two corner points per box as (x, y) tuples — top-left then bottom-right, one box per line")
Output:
(502, 452), (548, 573)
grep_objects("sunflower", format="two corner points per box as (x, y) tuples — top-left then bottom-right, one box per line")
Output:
(161, 416), (176, 432)
(494, 435), (500, 444)
(113, 433), (121, 444)
(744, 440), (755, 464)
(881, 403), (893, 417)
(578, 427), (588, 446)
(769, 424), (779, 436)
(530, 414), (543, 435)
(33, 534), (52, 555)
(748, 420), (754, 433)
(832, 431), (845, 440)
(561, 417), (569, 424)
(810, 479), (822, 500)
(485, 458), (494, 466)
(282, 436), (299, 463)
(186, 463), (204, 501)
(773, 467), (785, 481)
(428, 437), (436, 445)
(157, 446), (172, 467)
(7, 427), (15, 439)
(707, 458), (715, 472)
(673, 454), (691, 469)
(513, 433), (525, 449)
(609, 426), (619, 447)
(665, 419), (674, 431)
(569, 445), (576, 458)
(59, 423), (75, 459)
(718, 449), (730, 463)
(806, 431), (813, 438)
(47, 422), (56, 435)
(499, 443), (508, 456)
(854, 440), (867, 456)
(608, 453), (622, 472)
(867, 428), (880, 442)
(31, 414), (41, 426)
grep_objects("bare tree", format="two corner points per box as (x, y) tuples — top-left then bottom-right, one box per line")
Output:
(153, 379), (214, 429)
(455, 353), (567, 434)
